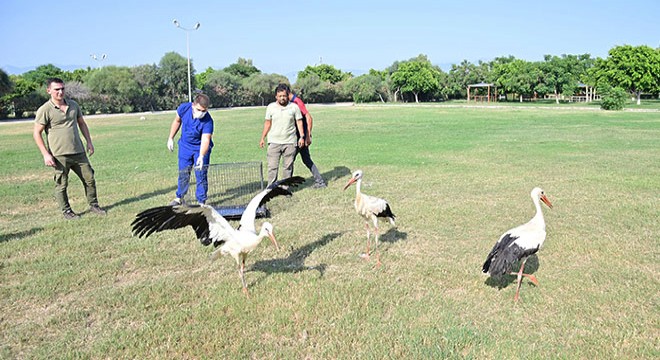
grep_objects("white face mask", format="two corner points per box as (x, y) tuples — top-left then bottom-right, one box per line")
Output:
(192, 109), (207, 119)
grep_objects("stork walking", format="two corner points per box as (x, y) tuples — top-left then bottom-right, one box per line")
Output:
(343, 170), (396, 265)
(131, 176), (305, 296)
(482, 187), (553, 302)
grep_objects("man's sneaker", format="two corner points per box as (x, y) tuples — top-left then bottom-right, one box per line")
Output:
(63, 209), (80, 220)
(312, 182), (327, 189)
(89, 205), (107, 215)
(169, 198), (183, 206)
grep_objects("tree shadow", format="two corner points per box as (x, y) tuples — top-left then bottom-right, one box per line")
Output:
(104, 186), (178, 211)
(0, 227), (44, 243)
(484, 254), (540, 289)
(248, 231), (344, 285)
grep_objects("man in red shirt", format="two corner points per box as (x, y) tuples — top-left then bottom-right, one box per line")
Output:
(289, 90), (327, 188)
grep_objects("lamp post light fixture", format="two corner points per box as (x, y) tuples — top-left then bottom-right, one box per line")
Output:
(173, 19), (201, 103)
(90, 53), (107, 67)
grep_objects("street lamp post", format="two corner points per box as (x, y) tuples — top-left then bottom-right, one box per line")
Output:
(173, 19), (201, 103)
(90, 53), (107, 67)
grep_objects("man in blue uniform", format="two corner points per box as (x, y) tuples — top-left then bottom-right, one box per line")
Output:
(167, 93), (214, 205)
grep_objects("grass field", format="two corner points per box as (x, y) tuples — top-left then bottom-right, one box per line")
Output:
(1, 105), (658, 359)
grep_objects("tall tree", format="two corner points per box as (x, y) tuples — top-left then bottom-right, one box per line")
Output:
(195, 67), (216, 91)
(493, 59), (541, 102)
(346, 74), (387, 103)
(294, 73), (321, 102)
(22, 64), (64, 88)
(84, 66), (141, 113)
(132, 64), (164, 111)
(0, 69), (14, 118)
(223, 58), (261, 78)
(159, 52), (193, 108)
(431, 68), (450, 101)
(0, 68), (13, 97)
(390, 60), (441, 103)
(538, 54), (594, 103)
(6, 74), (48, 118)
(203, 71), (242, 107)
(66, 67), (93, 83)
(590, 45), (660, 105)
(297, 64), (349, 84)
(244, 73), (288, 106)
(447, 60), (481, 99)
(488, 56), (517, 100)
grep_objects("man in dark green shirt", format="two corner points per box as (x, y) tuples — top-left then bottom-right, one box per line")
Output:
(33, 77), (106, 219)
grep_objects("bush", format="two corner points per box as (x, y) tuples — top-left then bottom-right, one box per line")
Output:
(0, 98), (11, 119)
(600, 86), (628, 110)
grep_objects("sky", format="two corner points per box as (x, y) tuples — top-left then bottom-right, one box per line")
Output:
(1, 0), (658, 80)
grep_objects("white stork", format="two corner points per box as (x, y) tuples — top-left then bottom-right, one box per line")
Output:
(343, 170), (396, 265)
(131, 176), (305, 296)
(482, 187), (553, 302)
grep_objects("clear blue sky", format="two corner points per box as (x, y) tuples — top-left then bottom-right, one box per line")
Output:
(1, 0), (658, 79)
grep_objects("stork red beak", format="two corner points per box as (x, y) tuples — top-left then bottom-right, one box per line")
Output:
(540, 194), (553, 209)
(343, 177), (356, 190)
(268, 231), (279, 251)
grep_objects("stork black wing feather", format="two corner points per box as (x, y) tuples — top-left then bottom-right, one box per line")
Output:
(482, 233), (533, 279)
(375, 203), (396, 219)
(131, 205), (211, 245)
(259, 176), (305, 207)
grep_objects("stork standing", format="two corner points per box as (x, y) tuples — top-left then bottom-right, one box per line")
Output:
(482, 187), (553, 302)
(343, 170), (396, 264)
(131, 176), (304, 296)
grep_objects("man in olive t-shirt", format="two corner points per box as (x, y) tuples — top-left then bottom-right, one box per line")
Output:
(33, 77), (106, 220)
(259, 83), (306, 185)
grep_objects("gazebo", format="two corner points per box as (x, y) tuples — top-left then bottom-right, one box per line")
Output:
(570, 83), (599, 102)
(467, 82), (497, 103)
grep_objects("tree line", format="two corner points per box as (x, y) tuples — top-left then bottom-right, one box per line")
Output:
(0, 44), (658, 119)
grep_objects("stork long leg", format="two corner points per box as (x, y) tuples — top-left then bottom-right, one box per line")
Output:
(361, 222), (371, 260)
(372, 217), (382, 268)
(510, 258), (537, 302)
(508, 272), (539, 285)
(512, 259), (525, 302)
(373, 253), (382, 268)
(239, 256), (249, 298)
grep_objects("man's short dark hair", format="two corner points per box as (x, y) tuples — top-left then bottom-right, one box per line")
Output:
(275, 83), (290, 95)
(194, 93), (211, 108)
(46, 77), (65, 87)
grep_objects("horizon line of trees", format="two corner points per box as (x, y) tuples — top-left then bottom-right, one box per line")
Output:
(1, 44), (658, 119)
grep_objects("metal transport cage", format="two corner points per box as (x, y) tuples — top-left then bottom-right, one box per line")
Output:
(182, 161), (268, 220)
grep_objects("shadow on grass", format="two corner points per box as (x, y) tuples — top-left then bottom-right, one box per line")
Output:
(290, 164), (352, 190)
(249, 231), (344, 285)
(0, 227), (44, 243)
(103, 186), (177, 212)
(319, 165), (352, 184)
(379, 227), (408, 244)
(484, 254), (540, 289)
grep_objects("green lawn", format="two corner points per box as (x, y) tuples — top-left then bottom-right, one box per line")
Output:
(1, 105), (658, 359)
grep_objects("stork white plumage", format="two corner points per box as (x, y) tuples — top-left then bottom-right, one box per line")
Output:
(343, 170), (396, 265)
(482, 187), (553, 302)
(131, 176), (305, 296)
